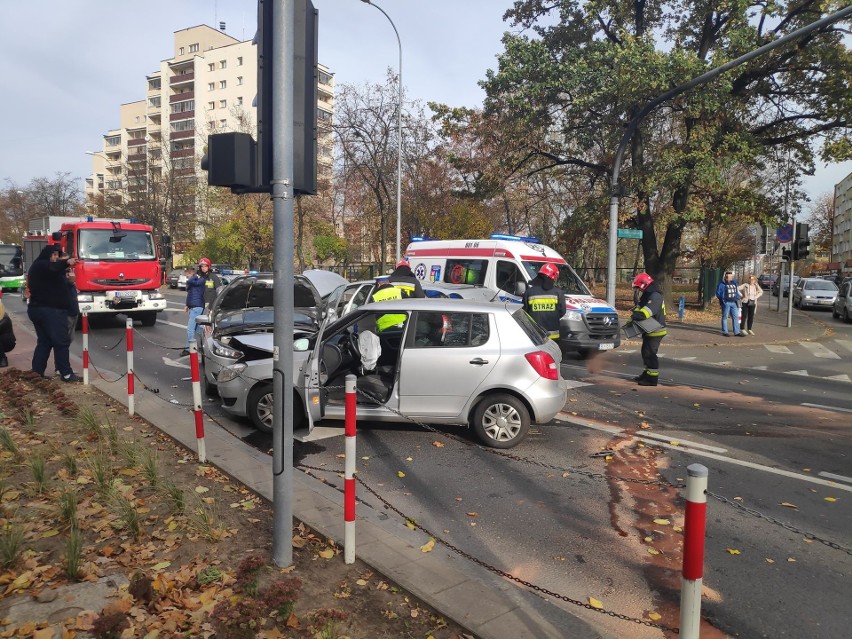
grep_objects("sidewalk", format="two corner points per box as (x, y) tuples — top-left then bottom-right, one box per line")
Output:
(624, 300), (829, 349)
(7, 316), (615, 639)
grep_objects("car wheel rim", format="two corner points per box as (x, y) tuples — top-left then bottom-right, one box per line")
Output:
(256, 392), (274, 429)
(481, 403), (521, 442)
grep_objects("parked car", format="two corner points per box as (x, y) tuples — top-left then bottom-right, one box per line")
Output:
(833, 280), (852, 323)
(757, 274), (777, 290)
(771, 275), (800, 297)
(792, 278), (838, 310)
(210, 263), (234, 275)
(195, 271), (346, 396)
(177, 272), (187, 290)
(215, 299), (568, 448)
(166, 268), (183, 288)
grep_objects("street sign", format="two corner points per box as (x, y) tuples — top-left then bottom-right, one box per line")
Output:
(776, 224), (793, 244)
(617, 228), (643, 239)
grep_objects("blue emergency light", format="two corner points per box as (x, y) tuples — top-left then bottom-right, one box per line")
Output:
(410, 236), (438, 242)
(489, 233), (540, 244)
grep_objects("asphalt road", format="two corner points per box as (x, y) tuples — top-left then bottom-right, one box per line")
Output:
(6, 289), (851, 638)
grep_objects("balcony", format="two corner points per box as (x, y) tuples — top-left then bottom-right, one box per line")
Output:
(127, 153), (147, 164)
(170, 91), (194, 103)
(170, 130), (194, 140)
(128, 138), (147, 147)
(170, 72), (194, 87)
(170, 111), (194, 122)
(170, 148), (195, 159)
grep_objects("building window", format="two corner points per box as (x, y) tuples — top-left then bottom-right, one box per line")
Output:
(170, 119), (195, 132)
(237, 56), (243, 66)
(208, 101), (215, 110)
(105, 135), (121, 147)
(189, 43), (199, 53)
(179, 47), (185, 55)
(219, 60), (227, 69)
(237, 76), (243, 86)
(209, 121), (216, 130)
(319, 70), (333, 86)
(208, 63), (214, 72)
(219, 99), (227, 109)
(236, 96), (243, 106)
(170, 100), (194, 114)
(219, 80), (227, 89)
(148, 78), (161, 90)
(148, 96), (161, 108)
(220, 119), (227, 129)
(208, 82), (215, 91)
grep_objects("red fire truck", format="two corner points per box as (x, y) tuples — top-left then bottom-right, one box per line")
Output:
(24, 216), (166, 326)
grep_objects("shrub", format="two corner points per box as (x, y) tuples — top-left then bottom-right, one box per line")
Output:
(262, 576), (303, 620)
(209, 596), (264, 639)
(90, 610), (129, 639)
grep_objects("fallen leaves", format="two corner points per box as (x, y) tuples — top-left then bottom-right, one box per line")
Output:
(725, 548), (741, 555)
(588, 597), (604, 609)
(780, 502), (798, 509)
(420, 538), (436, 553)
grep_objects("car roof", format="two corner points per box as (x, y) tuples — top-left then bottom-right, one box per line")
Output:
(360, 298), (516, 313)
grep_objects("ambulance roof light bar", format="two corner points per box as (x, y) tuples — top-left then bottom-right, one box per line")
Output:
(489, 233), (540, 244)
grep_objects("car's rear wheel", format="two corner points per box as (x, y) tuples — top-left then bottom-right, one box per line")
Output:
(247, 382), (305, 434)
(471, 393), (530, 449)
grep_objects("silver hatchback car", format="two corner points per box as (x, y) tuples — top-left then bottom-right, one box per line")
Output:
(215, 299), (568, 448)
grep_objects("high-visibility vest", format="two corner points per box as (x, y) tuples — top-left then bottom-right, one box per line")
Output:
(371, 285), (406, 331)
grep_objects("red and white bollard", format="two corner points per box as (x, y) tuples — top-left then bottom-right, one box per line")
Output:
(81, 313), (89, 385)
(125, 318), (134, 416)
(188, 340), (207, 463)
(680, 463), (709, 639)
(344, 373), (357, 564)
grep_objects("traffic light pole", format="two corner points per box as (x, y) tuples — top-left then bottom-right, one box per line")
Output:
(271, 0), (296, 568)
(786, 222), (796, 328)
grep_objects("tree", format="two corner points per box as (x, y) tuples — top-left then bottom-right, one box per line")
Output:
(482, 0), (851, 303)
(806, 192), (834, 253)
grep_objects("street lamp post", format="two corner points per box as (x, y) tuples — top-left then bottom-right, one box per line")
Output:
(360, 0), (403, 264)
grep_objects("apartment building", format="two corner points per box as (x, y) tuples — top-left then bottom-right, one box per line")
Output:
(85, 24), (333, 209)
(830, 170), (852, 278)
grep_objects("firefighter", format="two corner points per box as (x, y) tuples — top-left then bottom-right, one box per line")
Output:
(387, 258), (425, 298)
(522, 263), (566, 340)
(630, 273), (667, 386)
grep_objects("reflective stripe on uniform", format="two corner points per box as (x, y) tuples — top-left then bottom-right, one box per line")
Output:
(376, 313), (406, 332)
(528, 294), (558, 312)
(372, 286), (402, 302)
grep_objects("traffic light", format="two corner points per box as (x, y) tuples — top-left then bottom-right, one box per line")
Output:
(781, 248), (791, 262)
(200, 133), (256, 190)
(255, 0), (318, 195)
(792, 222), (810, 261)
(760, 225), (772, 254)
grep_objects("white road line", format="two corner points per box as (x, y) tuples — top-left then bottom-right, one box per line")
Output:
(801, 402), (852, 414)
(799, 342), (841, 359)
(786, 370), (809, 376)
(824, 374), (851, 382)
(675, 356), (696, 361)
(818, 471), (852, 484)
(637, 431), (728, 453)
(834, 339), (852, 353)
(557, 414), (852, 492)
(766, 345), (794, 354)
(157, 319), (189, 330)
(564, 380), (593, 389)
(751, 365), (768, 370)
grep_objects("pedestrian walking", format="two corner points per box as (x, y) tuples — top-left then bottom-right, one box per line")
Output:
(522, 263), (566, 340)
(629, 273), (667, 386)
(387, 258), (425, 298)
(716, 271), (744, 337)
(738, 274), (763, 335)
(26, 244), (80, 381)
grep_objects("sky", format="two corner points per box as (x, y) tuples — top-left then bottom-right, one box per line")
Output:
(0, 0), (848, 206)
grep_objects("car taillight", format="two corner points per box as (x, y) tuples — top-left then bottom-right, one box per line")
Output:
(525, 351), (559, 380)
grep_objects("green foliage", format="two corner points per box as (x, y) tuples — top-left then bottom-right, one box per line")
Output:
(312, 223), (348, 263)
(0, 522), (25, 569)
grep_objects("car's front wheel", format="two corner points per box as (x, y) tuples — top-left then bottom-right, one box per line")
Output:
(471, 393), (530, 449)
(246, 382), (305, 434)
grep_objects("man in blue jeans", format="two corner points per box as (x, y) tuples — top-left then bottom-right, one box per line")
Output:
(715, 271), (744, 337)
(181, 266), (205, 357)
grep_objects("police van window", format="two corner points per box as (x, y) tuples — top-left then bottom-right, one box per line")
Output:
(521, 261), (590, 296)
(495, 260), (523, 294)
(444, 259), (487, 285)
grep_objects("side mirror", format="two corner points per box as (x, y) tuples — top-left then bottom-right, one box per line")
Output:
(514, 281), (526, 296)
(196, 315), (211, 326)
(294, 338), (310, 352)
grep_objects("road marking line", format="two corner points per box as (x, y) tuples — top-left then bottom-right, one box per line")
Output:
(766, 345), (794, 354)
(637, 431), (728, 453)
(751, 365), (768, 370)
(675, 356), (697, 361)
(801, 402), (852, 414)
(564, 380), (593, 389)
(157, 319), (189, 330)
(786, 370), (809, 376)
(823, 374), (851, 382)
(162, 356), (190, 369)
(834, 339), (852, 353)
(799, 342), (841, 359)
(557, 414), (852, 492)
(818, 471), (852, 484)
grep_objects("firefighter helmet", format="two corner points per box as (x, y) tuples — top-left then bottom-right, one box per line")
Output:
(632, 273), (653, 291)
(539, 263), (559, 281)
(198, 257), (212, 268)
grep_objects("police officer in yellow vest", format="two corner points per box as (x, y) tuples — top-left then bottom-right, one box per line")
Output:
(630, 273), (667, 386)
(523, 263), (566, 340)
(370, 276), (407, 332)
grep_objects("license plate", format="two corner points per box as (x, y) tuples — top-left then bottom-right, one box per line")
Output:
(598, 343), (615, 351)
(112, 290), (139, 299)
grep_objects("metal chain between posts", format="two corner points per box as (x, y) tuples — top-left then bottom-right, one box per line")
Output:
(707, 490), (852, 556)
(297, 462), (679, 634)
(131, 326), (186, 352)
(84, 354), (127, 384)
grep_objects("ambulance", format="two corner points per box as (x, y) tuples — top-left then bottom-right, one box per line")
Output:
(404, 234), (620, 355)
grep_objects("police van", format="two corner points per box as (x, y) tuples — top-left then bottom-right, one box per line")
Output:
(404, 234), (620, 355)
